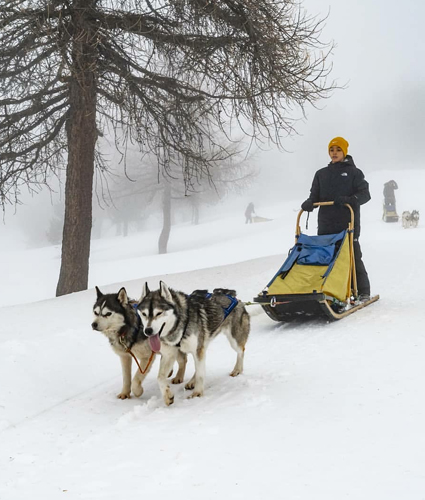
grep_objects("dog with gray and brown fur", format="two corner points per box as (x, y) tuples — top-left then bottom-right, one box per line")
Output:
(137, 282), (250, 406)
(92, 286), (187, 399)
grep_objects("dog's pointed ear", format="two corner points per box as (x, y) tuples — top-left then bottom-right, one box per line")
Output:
(117, 287), (129, 305)
(95, 286), (103, 299)
(159, 281), (173, 302)
(139, 282), (150, 302)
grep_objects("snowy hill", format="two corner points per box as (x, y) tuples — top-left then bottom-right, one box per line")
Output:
(1, 169), (425, 499)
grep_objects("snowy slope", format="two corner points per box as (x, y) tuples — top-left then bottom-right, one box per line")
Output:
(1, 170), (425, 500)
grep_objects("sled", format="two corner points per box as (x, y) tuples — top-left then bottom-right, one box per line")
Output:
(253, 202), (379, 322)
(252, 215), (272, 223)
(382, 201), (399, 223)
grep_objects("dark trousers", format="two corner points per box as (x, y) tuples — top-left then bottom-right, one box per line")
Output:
(353, 239), (370, 295)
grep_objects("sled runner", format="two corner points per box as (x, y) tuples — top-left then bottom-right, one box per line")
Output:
(253, 202), (379, 322)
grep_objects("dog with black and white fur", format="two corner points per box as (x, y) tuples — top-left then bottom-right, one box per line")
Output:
(92, 286), (187, 399)
(137, 282), (250, 406)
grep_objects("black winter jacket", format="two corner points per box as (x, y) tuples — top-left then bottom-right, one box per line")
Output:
(306, 155), (371, 238)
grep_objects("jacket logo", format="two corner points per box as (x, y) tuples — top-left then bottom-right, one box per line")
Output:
(341, 172), (348, 176)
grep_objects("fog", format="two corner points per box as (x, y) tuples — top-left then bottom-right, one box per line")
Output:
(1, 0), (424, 250)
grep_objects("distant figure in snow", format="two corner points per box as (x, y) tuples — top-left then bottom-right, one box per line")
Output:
(245, 202), (256, 224)
(383, 180), (398, 210)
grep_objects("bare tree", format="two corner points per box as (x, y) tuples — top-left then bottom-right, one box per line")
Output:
(0, 0), (334, 295)
(158, 180), (172, 254)
(97, 164), (159, 237)
(96, 143), (255, 252)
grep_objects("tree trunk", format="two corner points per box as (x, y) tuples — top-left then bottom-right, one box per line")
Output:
(56, 1), (98, 296)
(191, 197), (200, 225)
(158, 182), (171, 254)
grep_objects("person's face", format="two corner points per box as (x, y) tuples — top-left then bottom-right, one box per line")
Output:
(329, 146), (345, 163)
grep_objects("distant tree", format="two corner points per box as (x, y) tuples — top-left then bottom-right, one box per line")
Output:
(95, 165), (158, 237)
(158, 180), (172, 254)
(95, 143), (254, 252)
(0, 0), (334, 296)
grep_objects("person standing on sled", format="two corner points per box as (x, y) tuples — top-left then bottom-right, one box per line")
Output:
(383, 179), (398, 210)
(301, 137), (371, 302)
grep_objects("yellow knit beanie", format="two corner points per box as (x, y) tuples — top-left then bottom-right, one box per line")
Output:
(328, 137), (349, 157)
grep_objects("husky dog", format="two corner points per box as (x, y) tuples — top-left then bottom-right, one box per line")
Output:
(402, 211), (411, 229)
(92, 286), (186, 399)
(411, 210), (420, 228)
(137, 282), (250, 406)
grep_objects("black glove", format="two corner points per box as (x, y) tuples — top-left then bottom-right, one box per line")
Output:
(334, 195), (356, 207)
(301, 199), (315, 212)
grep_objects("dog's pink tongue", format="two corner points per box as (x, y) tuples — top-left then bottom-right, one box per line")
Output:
(149, 334), (161, 353)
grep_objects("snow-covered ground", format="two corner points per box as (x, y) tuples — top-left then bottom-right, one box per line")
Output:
(1, 169), (425, 499)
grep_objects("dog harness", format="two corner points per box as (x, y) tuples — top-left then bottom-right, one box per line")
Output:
(221, 295), (238, 319)
(190, 290), (239, 319)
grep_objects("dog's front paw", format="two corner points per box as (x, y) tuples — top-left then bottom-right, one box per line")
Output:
(187, 390), (203, 399)
(117, 392), (131, 400)
(230, 368), (242, 377)
(164, 388), (174, 406)
(131, 383), (144, 398)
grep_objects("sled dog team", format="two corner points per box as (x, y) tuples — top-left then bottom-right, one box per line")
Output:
(91, 135), (381, 407)
(401, 210), (420, 229)
(92, 282), (250, 406)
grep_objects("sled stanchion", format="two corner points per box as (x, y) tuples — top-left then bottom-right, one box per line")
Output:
(343, 203), (358, 298)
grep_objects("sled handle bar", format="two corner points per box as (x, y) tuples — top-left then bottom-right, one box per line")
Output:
(296, 201), (354, 236)
(296, 201), (357, 297)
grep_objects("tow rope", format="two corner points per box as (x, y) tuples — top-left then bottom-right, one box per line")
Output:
(243, 298), (291, 308)
(119, 335), (156, 375)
